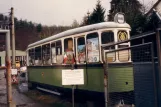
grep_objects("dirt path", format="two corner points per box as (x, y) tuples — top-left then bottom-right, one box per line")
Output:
(0, 70), (49, 107)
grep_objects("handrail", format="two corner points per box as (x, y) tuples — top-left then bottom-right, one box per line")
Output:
(104, 42), (152, 54)
(102, 31), (156, 48)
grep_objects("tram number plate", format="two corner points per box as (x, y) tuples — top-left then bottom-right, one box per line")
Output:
(62, 69), (84, 85)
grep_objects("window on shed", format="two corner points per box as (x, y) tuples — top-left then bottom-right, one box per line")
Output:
(51, 40), (63, 64)
(64, 38), (74, 64)
(86, 32), (99, 63)
(42, 44), (51, 65)
(35, 46), (42, 65)
(28, 49), (34, 66)
(77, 37), (86, 63)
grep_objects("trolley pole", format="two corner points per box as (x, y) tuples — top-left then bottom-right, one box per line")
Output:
(11, 7), (16, 68)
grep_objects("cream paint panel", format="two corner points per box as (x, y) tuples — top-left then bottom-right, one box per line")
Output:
(28, 22), (130, 48)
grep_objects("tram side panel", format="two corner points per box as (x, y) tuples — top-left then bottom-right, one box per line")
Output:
(28, 63), (134, 103)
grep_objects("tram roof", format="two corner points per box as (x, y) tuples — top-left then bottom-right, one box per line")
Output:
(28, 22), (130, 48)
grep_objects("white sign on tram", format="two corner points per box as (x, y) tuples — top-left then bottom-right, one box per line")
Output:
(62, 69), (84, 85)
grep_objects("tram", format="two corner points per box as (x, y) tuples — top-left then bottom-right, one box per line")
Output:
(26, 13), (133, 104)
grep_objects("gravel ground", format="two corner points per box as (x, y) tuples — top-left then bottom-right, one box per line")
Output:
(0, 70), (84, 107)
(0, 70), (135, 107)
(0, 70), (51, 107)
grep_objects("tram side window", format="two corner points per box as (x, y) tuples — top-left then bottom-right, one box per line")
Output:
(35, 46), (42, 65)
(64, 38), (74, 64)
(77, 37), (86, 63)
(51, 41), (63, 64)
(28, 49), (34, 66)
(87, 32), (99, 63)
(101, 31), (115, 62)
(42, 44), (51, 65)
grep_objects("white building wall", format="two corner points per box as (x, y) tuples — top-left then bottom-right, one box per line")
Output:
(0, 50), (26, 66)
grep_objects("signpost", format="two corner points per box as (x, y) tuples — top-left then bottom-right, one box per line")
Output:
(62, 69), (84, 107)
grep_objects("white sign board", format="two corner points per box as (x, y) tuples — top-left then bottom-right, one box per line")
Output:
(62, 69), (84, 85)
(11, 69), (17, 75)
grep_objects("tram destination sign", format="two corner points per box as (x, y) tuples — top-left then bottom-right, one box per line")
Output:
(62, 69), (84, 85)
(114, 12), (125, 24)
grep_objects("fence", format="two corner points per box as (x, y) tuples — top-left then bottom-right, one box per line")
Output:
(104, 42), (157, 107)
(101, 31), (159, 107)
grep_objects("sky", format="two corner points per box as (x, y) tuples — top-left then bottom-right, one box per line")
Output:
(0, 0), (158, 26)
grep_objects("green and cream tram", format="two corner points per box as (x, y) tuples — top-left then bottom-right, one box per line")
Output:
(27, 18), (133, 104)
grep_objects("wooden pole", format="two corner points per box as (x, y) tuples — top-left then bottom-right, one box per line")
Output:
(11, 7), (15, 68)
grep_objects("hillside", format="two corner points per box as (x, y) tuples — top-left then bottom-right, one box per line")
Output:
(0, 14), (72, 51)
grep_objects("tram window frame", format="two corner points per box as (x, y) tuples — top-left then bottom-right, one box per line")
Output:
(86, 32), (100, 63)
(64, 38), (73, 52)
(34, 46), (42, 65)
(118, 45), (130, 62)
(101, 31), (114, 44)
(28, 49), (35, 66)
(42, 43), (51, 65)
(64, 38), (74, 64)
(77, 36), (86, 64)
(101, 31), (116, 62)
(51, 40), (63, 64)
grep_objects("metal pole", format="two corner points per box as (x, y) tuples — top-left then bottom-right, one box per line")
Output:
(72, 85), (75, 107)
(156, 29), (161, 106)
(101, 47), (108, 107)
(6, 31), (12, 107)
(151, 43), (158, 107)
(71, 62), (75, 107)
(11, 7), (16, 68)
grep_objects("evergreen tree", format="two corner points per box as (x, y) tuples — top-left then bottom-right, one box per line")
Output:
(89, 0), (106, 24)
(81, 0), (106, 26)
(36, 24), (42, 33)
(71, 19), (80, 28)
(80, 15), (88, 26)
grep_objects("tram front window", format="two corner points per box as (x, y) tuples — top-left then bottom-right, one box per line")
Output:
(101, 31), (115, 62)
(118, 45), (130, 62)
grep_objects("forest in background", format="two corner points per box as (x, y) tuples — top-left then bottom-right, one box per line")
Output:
(0, 0), (158, 51)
